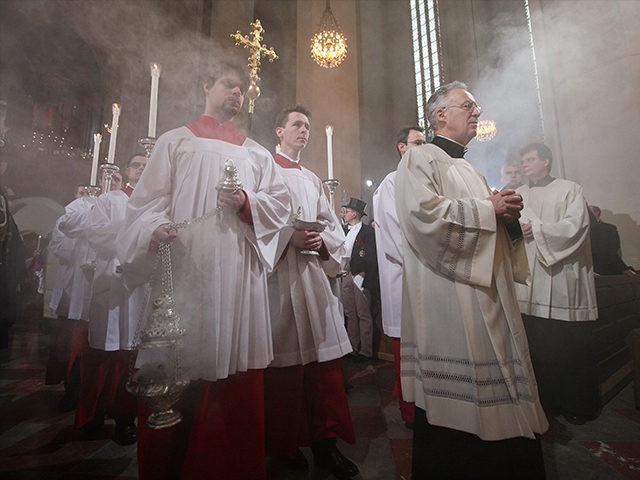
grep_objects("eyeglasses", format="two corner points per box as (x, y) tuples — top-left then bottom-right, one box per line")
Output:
(445, 101), (482, 114)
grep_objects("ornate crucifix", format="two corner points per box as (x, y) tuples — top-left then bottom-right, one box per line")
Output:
(231, 19), (278, 115)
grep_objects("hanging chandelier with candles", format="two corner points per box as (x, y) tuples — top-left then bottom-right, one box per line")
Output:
(310, 0), (348, 68)
(476, 119), (497, 142)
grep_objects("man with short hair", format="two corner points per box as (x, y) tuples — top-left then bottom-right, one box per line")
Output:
(372, 125), (425, 427)
(396, 81), (548, 479)
(118, 60), (290, 480)
(121, 153), (146, 196)
(501, 161), (523, 189)
(265, 105), (358, 479)
(341, 197), (379, 360)
(517, 142), (598, 425)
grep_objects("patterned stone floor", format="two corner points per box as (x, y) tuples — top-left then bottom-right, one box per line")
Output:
(1, 319), (639, 479)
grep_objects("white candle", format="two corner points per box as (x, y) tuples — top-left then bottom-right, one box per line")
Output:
(148, 63), (161, 138)
(107, 103), (120, 164)
(325, 125), (334, 179)
(91, 133), (102, 185)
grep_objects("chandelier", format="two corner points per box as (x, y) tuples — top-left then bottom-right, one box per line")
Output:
(476, 119), (497, 142)
(310, 0), (348, 68)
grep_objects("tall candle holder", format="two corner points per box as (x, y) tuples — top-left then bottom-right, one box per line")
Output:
(139, 136), (157, 159)
(323, 178), (340, 211)
(100, 163), (120, 194)
(86, 185), (102, 197)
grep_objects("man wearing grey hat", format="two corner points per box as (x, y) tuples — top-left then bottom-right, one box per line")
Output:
(341, 197), (379, 360)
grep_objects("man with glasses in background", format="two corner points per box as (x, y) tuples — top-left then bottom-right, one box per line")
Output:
(395, 81), (548, 479)
(372, 125), (425, 428)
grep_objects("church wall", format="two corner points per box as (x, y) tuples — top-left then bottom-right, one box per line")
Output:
(296, 0), (362, 209)
(356, 0), (418, 216)
(529, 0), (640, 267)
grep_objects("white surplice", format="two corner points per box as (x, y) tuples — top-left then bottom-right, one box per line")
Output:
(57, 196), (96, 321)
(516, 179), (598, 321)
(395, 144), (548, 441)
(87, 190), (145, 351)
(117, 127), (290, 382)
(48, 207), (77, 314)
(372, 171), (402, 338)
(268, 161), (351, 367)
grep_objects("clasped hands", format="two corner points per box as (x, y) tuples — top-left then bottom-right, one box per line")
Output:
(488, 189), (523, 223)
(290, 230), (323, 251)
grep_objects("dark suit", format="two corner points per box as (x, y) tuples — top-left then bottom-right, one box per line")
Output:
(590, 220), (629, 275)
(348, 223), (379, 305)
(342, 222), (380, 358)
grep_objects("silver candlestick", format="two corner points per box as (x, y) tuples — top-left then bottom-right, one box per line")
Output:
(100, 163), (120, 193)
(139, 136), (157, 159)
(323, 178), (340, 211)
(87, 185), (102, 197)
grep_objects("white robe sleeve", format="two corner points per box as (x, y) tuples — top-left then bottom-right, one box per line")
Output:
(375, 173), (403, 267)
(240, 142), (292, 272)
(88, 192), (126, 259)
(116, 134), (174, 287)
(58, 198), (94, 239)
(395, 147), (497, 288)
(49, 219), (75, 264)
(528, 183), (590, 268)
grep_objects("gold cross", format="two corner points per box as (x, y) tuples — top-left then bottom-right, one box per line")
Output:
(231, 19), (278, 84)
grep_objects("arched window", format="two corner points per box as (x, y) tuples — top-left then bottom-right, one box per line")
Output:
(410, 0), (443, 127)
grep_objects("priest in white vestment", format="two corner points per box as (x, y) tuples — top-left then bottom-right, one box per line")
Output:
(516, 142), (598, 425)
(264, 106), (357, 479)
(395, 82), (548, 479)
(116, 61), (290, 480)
(372, 125), (425, 427)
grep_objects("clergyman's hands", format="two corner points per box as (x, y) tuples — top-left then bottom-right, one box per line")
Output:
(150, 223), (177, 251)
(218, 189), (247, 212)
(489, 189), (523, 222)
(290, 230), (323, 251)
(521, 222), (534, 239)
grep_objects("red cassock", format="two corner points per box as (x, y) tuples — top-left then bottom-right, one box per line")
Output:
(135, 115), (267, 480)
(264, 153), (355, 457)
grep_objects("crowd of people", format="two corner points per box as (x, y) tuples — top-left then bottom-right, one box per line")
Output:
(1, 60), (637, 480)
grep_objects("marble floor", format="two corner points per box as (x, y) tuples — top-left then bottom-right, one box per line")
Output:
(1, 317), (639, 479)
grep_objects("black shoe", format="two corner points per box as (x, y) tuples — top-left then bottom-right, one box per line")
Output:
(82, 415), (105, 437)
(312, 438), (359, 479)
(58, 392), (78, 412)
(351, 354), (370, 364)
(276, 449), (309, 472)
(563, 413), (587, 425)
(114, 423), (137, 446)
